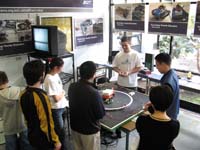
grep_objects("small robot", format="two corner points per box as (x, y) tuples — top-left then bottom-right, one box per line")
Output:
(102, 89), (115, 104)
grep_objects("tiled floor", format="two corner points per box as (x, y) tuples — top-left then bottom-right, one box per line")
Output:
(0, 109), (200, 150)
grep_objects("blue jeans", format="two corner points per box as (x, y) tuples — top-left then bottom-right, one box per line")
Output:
(5, 130), (33, 150)
(52, 108), (67, 150)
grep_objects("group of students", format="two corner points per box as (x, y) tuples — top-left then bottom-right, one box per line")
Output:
(112, 36), (180, 149)
(0, 35), (180, 150)
(0, 58), (68, 150)
(0, 58), (105, 150)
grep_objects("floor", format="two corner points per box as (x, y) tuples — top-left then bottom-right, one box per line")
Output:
(0, 108), (200, 150)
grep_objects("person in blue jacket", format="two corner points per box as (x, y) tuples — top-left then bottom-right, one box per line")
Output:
(144, 53), (179, 120)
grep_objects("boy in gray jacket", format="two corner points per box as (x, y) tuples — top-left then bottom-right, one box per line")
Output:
(0, 71), (32, 150)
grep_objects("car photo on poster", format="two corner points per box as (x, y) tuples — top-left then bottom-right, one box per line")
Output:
(115, 5), (132, 20)
(75, 18), (103, 36)
(0, 19), (33, 44)
(132, 4), (145, 21)
(172, 3), (189, 22)
(151, 4), (171, 21)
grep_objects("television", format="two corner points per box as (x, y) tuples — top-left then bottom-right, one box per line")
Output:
(31, 25), (66, 57)
(145, 53), (154, 71)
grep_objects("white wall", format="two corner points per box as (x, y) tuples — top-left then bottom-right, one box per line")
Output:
(0, 0), (110, 85)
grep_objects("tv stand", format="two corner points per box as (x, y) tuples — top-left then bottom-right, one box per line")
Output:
(28, 52), (75, 85)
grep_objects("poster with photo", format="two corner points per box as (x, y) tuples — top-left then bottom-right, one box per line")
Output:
(194, 1), (200, 36)
(40, 17), (73, 52)
(0, 0), (93, 13)
(148, 2), (190, 35)
(0, 19), (34, 56)
(74, 18), (103, 47)
(115, 3), (145, 31)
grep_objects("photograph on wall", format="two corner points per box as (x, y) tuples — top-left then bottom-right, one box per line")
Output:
(0, 19), (34, 56)
(148, 2), (190, 35)
(74, 18), (103, 47)
(0, 0), (93, 12)
(194, 1), (200, 36)
(115, 3), (145, 31)
(40, 16), (73, 52)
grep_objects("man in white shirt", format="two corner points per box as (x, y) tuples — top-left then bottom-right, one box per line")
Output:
(112, 36), (142, 89)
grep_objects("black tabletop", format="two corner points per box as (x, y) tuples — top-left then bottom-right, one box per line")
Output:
(99, 83), (149, 131)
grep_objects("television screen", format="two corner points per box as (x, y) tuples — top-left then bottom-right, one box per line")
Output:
(32, 25), (67, 57)
(33, 28), (49, 52)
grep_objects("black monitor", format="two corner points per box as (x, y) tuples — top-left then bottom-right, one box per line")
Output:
(145, 53), (154, 71)
(31, 25), (66, 57)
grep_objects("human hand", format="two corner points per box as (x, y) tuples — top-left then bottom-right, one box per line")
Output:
(143, 101), (152, 111)
(119, 71), (129, 77)
(54, 143), (61, 150)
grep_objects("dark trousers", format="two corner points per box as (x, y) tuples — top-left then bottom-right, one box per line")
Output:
(5, 130), (33, 150)
(52, 108), (67, 150)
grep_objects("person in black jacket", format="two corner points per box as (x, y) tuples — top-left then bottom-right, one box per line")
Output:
(20, 60), (61, 150)
(136, 85), (180, 150)
(68, 61), (105, 150)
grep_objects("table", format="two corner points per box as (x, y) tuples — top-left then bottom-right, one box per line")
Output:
(100, 91), (148, 131)
(138, 72), (200, 94)
(99, 83), (149, 150)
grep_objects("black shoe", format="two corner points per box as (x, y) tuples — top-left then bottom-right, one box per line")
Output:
(115, 129), (122, 138)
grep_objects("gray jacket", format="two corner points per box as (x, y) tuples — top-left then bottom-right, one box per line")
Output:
(0, 86), (27, 135)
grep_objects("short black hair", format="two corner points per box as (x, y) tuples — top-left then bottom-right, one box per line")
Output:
(149, 85), (173, 112)
(80, 61), (96, 80)
(49, 57), (64, 70)
(155, 53), (171, 66)
(0, 71), (8, 85)
(121, 36), (131, 43)
(23, 60), (45, 86)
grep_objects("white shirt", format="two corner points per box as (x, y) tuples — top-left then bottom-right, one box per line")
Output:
(44, 74), (68, 109)
(112, 50), (142, 87)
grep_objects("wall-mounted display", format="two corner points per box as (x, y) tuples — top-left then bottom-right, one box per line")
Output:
(194, 1), (200, 36)
(148, 2), (190, 35)
(0, 19), (34, 56)
(74, 18), (103, 47)
(0, 0), (93, 12)
(40, 16), (73, 52)
(115, 3), (145, 32)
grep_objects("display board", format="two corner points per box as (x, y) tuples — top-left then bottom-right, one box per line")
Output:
(114, 3), (145, 32)
(0, 19), (34, 56)
(194, 1), (200, 36)
(0, 0), (93, 12)
(148, 2), (190, 35)
(74, 18), (103, 47)
(40, 17), (73, 52)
